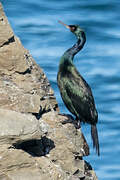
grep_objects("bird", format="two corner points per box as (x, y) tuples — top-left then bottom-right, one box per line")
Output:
(57, 20), (100, 156)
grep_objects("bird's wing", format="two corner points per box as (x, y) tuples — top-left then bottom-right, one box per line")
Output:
(63, 69), (97, 123)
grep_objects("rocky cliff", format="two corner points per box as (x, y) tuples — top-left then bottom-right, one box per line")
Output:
(0, 3), (98, 180)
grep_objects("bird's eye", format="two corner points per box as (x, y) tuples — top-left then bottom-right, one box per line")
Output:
(69, 25), (77, 32)
(72, 26), (76, 31)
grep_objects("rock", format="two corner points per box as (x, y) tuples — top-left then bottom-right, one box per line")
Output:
(0, 4), (13, 47)
(41, 112), (89, 157)
(0, 108), (40, 145)
(0, 3), (98, 180)
(0, 3), (58, 114)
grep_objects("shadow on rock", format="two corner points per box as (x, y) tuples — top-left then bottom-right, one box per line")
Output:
(13, 136), (55, 157)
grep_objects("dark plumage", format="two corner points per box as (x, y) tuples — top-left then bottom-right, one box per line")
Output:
(57, 21), (100, 156)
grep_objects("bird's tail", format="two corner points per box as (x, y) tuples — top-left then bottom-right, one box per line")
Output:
(91, 124), (100, 156)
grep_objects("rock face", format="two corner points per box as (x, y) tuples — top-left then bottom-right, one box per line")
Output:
(0, 3), (98, 180)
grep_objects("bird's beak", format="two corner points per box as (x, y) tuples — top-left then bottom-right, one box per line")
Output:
(58, 20), (71, 30)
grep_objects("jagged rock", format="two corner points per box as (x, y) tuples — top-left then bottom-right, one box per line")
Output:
(41, 112), (89, 157)
(0, 3), (98, 180)
(0, 3), (58, 114)
(0, 5), (13, 47)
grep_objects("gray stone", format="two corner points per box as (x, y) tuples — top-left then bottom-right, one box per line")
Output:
(0, 108), (40, 145)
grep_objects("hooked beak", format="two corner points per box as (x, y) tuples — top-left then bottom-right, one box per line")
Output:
(58, 20), (71, 30)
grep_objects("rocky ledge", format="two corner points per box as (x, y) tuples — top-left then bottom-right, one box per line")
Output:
(0, 3), (98, 180)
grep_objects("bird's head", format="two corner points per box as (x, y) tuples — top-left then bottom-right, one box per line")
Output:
(58, 20), (85, 39)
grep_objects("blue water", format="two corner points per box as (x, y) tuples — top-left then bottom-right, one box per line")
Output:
(2, 0), (120, 179)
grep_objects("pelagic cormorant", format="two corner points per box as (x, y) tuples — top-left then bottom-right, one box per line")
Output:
(57, 21), (100, 156)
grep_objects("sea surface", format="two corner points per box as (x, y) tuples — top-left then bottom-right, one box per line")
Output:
(1, 0), (120, 179)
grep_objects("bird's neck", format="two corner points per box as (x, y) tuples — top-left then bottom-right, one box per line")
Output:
(60, 35), (86, 65)
(59, 35), (86, 71)
(66, 34), (86, 58)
